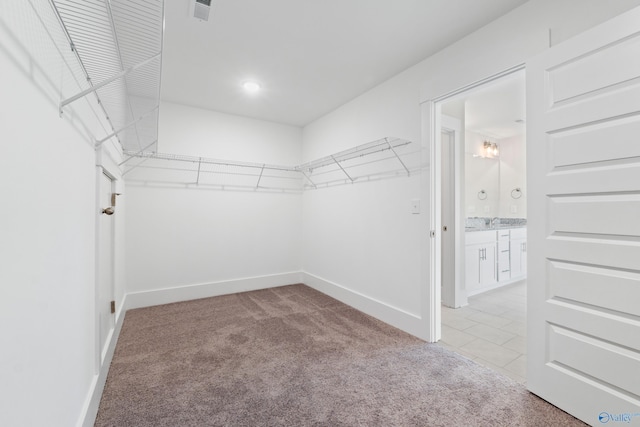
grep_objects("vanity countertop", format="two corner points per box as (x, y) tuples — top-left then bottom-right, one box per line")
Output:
(465, 217), (527, 232)
(465, 225), (527, 232)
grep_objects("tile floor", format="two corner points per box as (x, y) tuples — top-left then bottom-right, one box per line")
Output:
(438, 280), (527, 384)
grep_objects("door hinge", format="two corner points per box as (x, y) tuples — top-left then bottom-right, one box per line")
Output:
(430, 230), (435, 238)
(110, 300), (115, 314)
(111, 193), (122, 206)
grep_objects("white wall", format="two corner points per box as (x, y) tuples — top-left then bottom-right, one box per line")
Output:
(0, 2), (121, 426)
(497, 134), (526, 218)
(125, 102), (303, 306)
(465, 131), (501, 217)
(156, 102), (303, 164)
(301, 0), (640, 340)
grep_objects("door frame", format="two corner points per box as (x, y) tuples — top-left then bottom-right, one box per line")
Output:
(440, 115), (465, 308)
(423, 64), (525, 342)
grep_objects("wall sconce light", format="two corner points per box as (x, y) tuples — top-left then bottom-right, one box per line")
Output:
(483, 140), (499, 158)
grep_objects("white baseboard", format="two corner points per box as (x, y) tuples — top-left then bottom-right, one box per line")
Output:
(302, 272), (426, 340)
(79, 303), (127, 427)
(125, 271), (304, 310)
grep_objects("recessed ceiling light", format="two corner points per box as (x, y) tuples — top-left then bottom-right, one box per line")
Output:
(243, 81), (261, 93)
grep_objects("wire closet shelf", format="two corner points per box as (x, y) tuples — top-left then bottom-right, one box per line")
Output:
(50, 0), (164, 152)
(122, 137), (418, 192)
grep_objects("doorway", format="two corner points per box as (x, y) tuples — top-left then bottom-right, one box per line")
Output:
(437, 69), (528, 383)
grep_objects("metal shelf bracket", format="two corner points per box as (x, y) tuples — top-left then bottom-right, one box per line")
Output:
(386, 137), (411, 176)
(59, 53), (160, 116)
(331, 155), (354, 183)
(95, 106), (160, 148)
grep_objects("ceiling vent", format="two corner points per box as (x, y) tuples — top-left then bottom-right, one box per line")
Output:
(193, 0), (211, 21)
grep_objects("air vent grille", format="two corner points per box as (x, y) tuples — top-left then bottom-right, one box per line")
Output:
(194, 0), (211, 21)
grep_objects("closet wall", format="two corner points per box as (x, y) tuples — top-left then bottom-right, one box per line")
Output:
(0, 1), (122, 426)
(301, 0), (640, 338)
(301, 85), (425, 335)
(124, 102), (304, 307)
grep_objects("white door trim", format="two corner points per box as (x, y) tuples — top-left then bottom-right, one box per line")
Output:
(422, 64), (525, 342)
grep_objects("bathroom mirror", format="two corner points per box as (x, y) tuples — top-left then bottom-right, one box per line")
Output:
(464, 132), (526, 220)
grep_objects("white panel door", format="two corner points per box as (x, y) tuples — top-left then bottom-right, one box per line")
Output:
(527, 6), (640, 425)
(98, 172), (114, 363)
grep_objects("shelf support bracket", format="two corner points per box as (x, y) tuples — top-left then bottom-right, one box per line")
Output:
(299, 170), (317, 189)
(256, 164), (265, 188)
(59, 52), (161, 115)
(331, 155), (354, 183)
(196, 158), (202, 184)
(386, 138), (410, 176)
(95, 106), (159, 148)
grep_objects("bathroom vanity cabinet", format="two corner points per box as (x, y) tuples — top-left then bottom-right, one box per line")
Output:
(465, 230), (498, 295)
(509, 228), (527, 279)
(465, 227), (527, 296)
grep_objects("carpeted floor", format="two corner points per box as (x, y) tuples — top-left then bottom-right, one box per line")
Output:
(95, 284), (585, 426)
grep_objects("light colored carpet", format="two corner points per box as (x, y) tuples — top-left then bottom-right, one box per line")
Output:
(95, 284), (584, 426)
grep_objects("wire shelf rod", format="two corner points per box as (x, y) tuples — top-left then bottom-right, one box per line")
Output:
(54, 16), (113, 34)
(25, 0), (112, 140)
(105, 0), (143, 151)
(48, 0), (118, 135)
(110, 11), (160, 30)
(300, 154), (410, 180)
(110, 1), (163, 18)
(123, 151), (298, 173)
(59, 52), (160, 114)
(122, 137), (415, 191)
(125, 163), (301, 181)
(118, 141), (158, 166)
(297, 137), (410, 172)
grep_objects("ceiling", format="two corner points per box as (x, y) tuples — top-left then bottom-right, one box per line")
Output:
(161, 0), (528, 127)
(464, 71), (526, 139)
